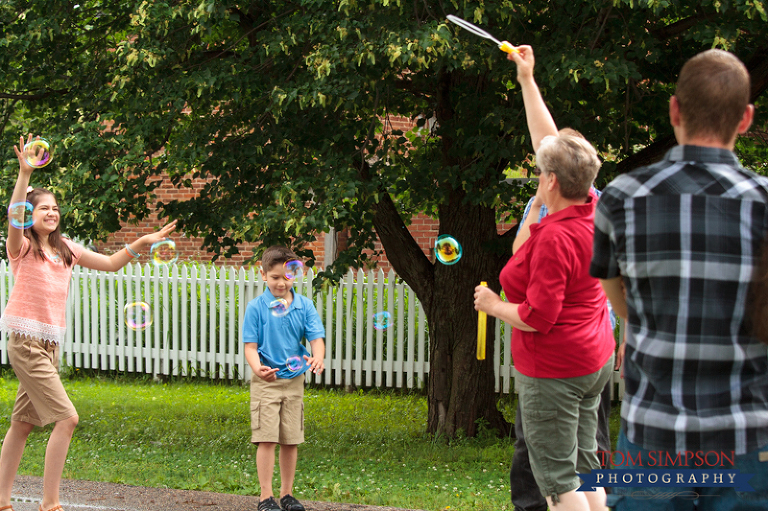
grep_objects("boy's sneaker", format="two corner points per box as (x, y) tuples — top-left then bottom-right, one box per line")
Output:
(257, 497), (281, 511)
(280, 494), (305, 511)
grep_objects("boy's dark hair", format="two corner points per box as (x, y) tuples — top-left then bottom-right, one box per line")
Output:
(261, 245), (299, 272)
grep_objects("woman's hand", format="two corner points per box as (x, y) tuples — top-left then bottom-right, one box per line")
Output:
(507, 45), (534, 83)
(474, 285), (502, 315)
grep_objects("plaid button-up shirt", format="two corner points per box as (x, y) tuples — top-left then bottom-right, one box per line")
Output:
(590, 145), (768, 455)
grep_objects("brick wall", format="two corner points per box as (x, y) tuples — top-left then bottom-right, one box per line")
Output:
(95, 175), (328, 267)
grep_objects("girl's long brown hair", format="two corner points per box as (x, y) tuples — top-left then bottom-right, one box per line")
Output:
(22, 188), (74, 267)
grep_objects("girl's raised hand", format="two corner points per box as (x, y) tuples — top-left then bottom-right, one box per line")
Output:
(13, 134), (36, 175)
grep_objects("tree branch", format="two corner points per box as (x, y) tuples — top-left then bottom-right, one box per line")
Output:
(0, 89), (70, 101)
(371, 188), (435, 311)
(650, 13), (716, 41)
(356, 159), (435, 310)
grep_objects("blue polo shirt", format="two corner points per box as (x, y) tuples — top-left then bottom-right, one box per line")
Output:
(242, 288), (325, 379)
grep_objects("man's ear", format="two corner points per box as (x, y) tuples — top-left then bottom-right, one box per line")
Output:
(669, 95), (682, 128)
(737, 104), (755, 135)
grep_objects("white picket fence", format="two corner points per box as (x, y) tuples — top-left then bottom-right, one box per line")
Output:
(0, 261), (625, 397)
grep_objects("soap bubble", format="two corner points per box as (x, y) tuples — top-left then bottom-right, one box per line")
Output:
(284, 259), (304, 280)
(435, 235), (462, 265)
(8, 202), (34, 229)
(23, 138), (53, 168)
(372, 311), (392, 330)
(150, 240), (178, 265)
(124, 302), (152, 330)
(269, 298), (289, 317)
(286, 355), (304, 372)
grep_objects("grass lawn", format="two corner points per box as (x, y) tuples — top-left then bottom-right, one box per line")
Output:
(0, 372), (621, 511)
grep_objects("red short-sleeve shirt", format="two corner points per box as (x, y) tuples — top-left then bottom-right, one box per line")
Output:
(501, 196), (614, 378)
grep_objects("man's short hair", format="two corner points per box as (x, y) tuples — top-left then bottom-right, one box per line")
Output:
(675, 49), (750, 145)
(261, 245), (299, 272)
(536, 134), (601, 200)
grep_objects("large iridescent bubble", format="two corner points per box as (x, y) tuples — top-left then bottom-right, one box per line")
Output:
(23, 138), (53, 168)
(434, 235), (462, 265)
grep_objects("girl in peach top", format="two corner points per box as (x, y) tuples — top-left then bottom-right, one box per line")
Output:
(0, 135), (176, 511)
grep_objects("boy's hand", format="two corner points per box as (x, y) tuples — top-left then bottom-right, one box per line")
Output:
(256, 365), (279, 382)
(304, 355), (324, 375)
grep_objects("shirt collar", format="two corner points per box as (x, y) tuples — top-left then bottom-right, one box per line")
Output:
(535, 194), (595, 228)
(665, 145), (740, 166)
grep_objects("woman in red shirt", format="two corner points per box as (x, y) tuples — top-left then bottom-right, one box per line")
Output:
(474, 47), (614, 511)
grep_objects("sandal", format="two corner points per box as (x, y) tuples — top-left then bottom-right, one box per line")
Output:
(39, 506), (63, 511)
(0, 505), (13, 511)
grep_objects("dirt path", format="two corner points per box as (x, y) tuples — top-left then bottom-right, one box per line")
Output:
(12, 476), (425, 511)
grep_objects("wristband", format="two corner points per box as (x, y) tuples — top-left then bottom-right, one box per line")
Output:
(125, 244), (140, 258)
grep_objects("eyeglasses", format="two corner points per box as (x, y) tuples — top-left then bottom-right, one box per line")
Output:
(531, 167), (542, 176)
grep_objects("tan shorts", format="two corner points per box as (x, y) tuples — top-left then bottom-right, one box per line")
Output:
(7, 333), (77, 427)
(250, 374), (305, 445)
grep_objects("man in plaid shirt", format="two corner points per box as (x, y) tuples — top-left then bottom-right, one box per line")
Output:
(591, 50), (768, 509)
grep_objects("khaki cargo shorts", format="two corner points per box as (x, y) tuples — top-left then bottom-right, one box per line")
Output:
(250, 373), (305, 445)
(7, 333), (77, 427)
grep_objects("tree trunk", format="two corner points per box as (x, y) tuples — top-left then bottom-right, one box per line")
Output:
(371, 178), (511, 437)
(425, 194), (510, 437)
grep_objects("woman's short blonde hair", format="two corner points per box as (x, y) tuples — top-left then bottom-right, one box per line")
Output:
(536, 132), (601, 200)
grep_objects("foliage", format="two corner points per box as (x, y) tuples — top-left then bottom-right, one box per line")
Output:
(1, 0), (766, 436)
(735, 97), (768, 175)
(1, 1), (765, 265)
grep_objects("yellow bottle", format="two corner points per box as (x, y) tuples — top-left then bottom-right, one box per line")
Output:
(477, 281), (488, 360)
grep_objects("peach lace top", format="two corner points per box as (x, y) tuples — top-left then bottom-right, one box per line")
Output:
(0, 236), (83, 343)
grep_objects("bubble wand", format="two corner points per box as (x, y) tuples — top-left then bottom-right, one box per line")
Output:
(477, 281), (488, 360)
(446, 14), (518, 54)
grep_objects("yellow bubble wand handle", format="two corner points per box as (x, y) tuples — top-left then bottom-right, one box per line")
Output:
(477, 281), (487, 360)
(498, 41), (518, 54)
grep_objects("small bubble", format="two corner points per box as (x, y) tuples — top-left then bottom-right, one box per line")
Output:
(372, 311), (391, 330)
(286, 355), (304, 372)
(269, 298), (289, 317)
(8, 202), (34, 229)
(284, 259), (304, 280)
(150, 240), (178, 265)
(124, 302), (152, 330)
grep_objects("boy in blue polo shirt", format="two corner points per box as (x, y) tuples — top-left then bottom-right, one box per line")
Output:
(243, 246), (325, 511)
